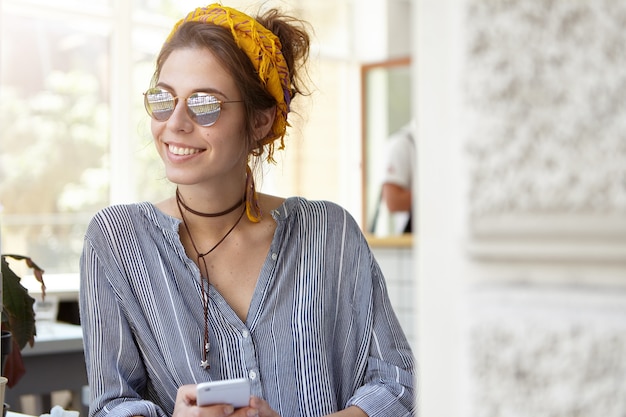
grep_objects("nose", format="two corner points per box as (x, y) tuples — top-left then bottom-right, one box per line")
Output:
(167, 98), (194, 132)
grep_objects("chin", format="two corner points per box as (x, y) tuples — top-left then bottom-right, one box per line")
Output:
(164, 171), (198, 186)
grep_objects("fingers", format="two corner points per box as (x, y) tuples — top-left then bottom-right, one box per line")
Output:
(177, 384), (199, 407)
(178, 402), (235, 417)
(174, 386), (279, 417)
(248, 397), (279, 417)
(174, 385), (236, 417)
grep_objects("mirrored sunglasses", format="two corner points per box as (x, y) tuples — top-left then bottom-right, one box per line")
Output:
(143, 88), (243, 127)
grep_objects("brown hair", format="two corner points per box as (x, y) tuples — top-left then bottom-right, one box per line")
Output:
(152, 8), (311, 163)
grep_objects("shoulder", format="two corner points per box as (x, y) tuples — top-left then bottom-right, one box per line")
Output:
(388, 125), (414, 148)
(276, 197), (362, 235)
(88, 203), (146, 227)
(85, 202), (177, 240)
(277, 196), (348, 218)
(385, 124), (416, 170)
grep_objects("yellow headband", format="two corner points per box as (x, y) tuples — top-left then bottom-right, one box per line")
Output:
(167, 4), (291, 163)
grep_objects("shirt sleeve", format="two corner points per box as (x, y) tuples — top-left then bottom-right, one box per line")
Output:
(383, 129), (415, 189)
(341, 221), (417, 415)
(80, 218), (169, 417)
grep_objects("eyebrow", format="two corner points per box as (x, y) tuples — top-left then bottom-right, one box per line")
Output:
(155, 82), (230, 99)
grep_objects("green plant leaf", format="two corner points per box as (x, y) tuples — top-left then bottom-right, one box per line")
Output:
(1, 255), (39, 350)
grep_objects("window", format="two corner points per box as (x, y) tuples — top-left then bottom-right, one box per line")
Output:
(1, 1), (185, 273)
(0, 0), (357, 274)
(1, 1), (112, 273)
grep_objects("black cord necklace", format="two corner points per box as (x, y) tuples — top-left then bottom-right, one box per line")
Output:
(176, 187), (244, 217)
(176, 190), (246, 369)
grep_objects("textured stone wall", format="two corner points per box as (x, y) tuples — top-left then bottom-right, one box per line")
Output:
(464, 0), (626, 218)
(469, 289), (626, 417)
(462, 1), (626, 416)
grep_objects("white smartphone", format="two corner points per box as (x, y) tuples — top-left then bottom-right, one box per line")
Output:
(196, 378), (251, 408)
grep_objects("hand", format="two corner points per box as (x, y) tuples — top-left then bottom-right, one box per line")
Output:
(174, 386), (278, 417)
(173, 384), (237, 417)
(248, 397), (279, 417)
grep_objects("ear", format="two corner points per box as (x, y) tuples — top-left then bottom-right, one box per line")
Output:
(253, 106), (276, 141)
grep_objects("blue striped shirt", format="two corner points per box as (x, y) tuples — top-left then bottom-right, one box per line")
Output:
(80, 197), (416, 417)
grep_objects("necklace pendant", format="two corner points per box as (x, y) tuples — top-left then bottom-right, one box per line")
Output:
(200, 360), (210, 370)
(205, 342), (210, 353)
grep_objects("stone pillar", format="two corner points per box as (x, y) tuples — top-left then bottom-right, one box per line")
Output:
(415, 1), (626, 416)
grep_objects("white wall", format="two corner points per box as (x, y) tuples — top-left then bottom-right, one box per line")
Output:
(414, 1), (626, 416)
(414, 2), (467, 415)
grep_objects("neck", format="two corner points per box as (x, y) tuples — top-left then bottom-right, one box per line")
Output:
(176, 187), (244, 218)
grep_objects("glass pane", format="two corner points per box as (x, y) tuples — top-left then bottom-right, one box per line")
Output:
(363, 60), (412, 235)
(0, 12), (110, 273)
(132, 24), (175, 203)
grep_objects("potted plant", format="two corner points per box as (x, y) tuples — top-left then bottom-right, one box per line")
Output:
(1, 254), (46, 387)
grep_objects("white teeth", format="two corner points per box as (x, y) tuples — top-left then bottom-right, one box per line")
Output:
(169, 144), (201, 155)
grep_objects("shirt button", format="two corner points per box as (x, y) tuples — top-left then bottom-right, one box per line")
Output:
(249, 370), (257, 380)
(242, 330), (249, 338)
(271, 253), (278, 260)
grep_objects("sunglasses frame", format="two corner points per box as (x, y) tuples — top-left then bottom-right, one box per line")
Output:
(143, 87), (244, 127)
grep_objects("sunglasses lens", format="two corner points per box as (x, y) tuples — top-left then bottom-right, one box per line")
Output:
(145, 88), (175, 121)
(187, 93), (221, 126)
(143, 89), (224, 126)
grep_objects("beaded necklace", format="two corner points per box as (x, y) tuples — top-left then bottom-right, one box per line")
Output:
(176, 189), (245, 369)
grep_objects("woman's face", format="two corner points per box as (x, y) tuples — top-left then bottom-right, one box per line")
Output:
(151, 47), (248, 187)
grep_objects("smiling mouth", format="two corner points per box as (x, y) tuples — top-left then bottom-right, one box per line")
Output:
(168, 144), (203, 156)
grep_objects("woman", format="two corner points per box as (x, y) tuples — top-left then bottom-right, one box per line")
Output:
(80, 4), (416, 417)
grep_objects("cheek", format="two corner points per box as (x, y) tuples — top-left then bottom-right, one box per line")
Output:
(150, 119), (162, 140)
(151, 121), (168, 159)
(151, 120), (169, 150)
